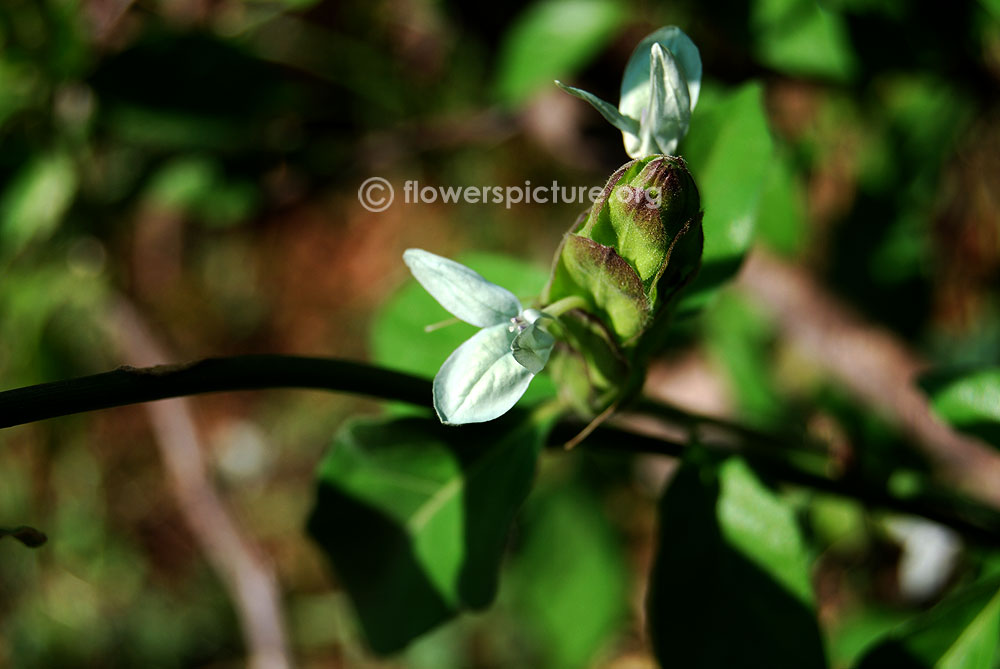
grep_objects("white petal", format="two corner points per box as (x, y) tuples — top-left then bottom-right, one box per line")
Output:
(403, 249), (522, 327)
(619, 26), (701, 158)
(620, 26), (701, 119)
(644, 43), (691, 156)
(511, 320), (555, 374)
(433, 324), (534, 425)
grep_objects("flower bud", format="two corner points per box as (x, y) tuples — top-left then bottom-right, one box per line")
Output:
(545, 155), (702, 344)
(542, 155), (702, 417)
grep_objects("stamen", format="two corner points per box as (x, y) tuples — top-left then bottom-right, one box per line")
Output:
(508, 315), (530, 333)
(424, 316), (460, 333)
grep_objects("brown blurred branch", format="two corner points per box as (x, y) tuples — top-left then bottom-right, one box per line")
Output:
(108, 300), (291, 669)
(739, 249), (1000, 508)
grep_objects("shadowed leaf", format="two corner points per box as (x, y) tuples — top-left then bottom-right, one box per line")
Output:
(307, 412), (554, 653)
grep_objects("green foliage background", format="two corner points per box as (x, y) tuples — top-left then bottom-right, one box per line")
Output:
(1, 0), (1000, 666)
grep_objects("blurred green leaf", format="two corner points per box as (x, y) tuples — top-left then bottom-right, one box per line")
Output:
(756, 149), (808, 256)
(371, 252), (555, 412)
(647, 455), (826, 668)
(704, 291), (783, 427)
(921, 368), (1000, 449)
(808, 494), (868, 553)
(856, 575), (1000, 668)
(505, 482), (628, 668)
(495, 0), (624, 105)
(678, 82), (774, 315)
(307, 412), (553, 654)
(980, 0), (1000, 20)
(144, 156), (257, 227)
(0, 59), (40, 128)
(828, 609), (910, 669)
(751, 0), (856, 81)
(0, 153), (77, 257)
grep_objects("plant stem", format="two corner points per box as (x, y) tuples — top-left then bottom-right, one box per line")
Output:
(542, 295), (588, 318)
(555, 422), (1000, 548)
(3, 355), (997, 546)
(0, 355), (431, 429)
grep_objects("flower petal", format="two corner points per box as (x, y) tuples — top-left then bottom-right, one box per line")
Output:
(620, 26), (701, 120)
(643, 42), (691, 156)
(619, 26), (700, 158)
(511, 319), (555, 374)
(433, 324), (533, 425)
(404, 249), (522, 327)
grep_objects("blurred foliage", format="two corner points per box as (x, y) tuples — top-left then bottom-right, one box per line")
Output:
(1, 0), (1000, 666)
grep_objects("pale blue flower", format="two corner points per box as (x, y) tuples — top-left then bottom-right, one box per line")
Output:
(555, 26), (701, 158)
(403, 249), (555, 425)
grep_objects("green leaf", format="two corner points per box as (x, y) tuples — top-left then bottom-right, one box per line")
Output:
(755, 149), (808, 257)
(856, 576), (1000, 668)
(0, 152), (77, 257)
(704, 291), (783, 427)
(143, 156), (258, 228)
(495, 0), (624, 105)
(677, 82), (774, 315)
(751, 0), (857, 81)
(0, 525), (47, 548)
(307, 412), (553, 653)
(505, 483), (629, 668)
(647, 455), (826, 668)
(554, 81), (638, 136)
(921, 368), (1000, 449)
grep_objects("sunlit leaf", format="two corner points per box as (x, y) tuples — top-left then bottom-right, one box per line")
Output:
(677, 82), (774, 315)
(307, 413), (553, 653)
(496, 0), (624, 104)
(0, 153), (77, 257)
(751, 0), (856, 81)
(647, 455), (826, 668)
(856, 575), (1000, 668)
(921, 367), (1000, 449)
(504, 483), (628, 668)
(755, 149), (808, 256)
(704, 291), (783, 428)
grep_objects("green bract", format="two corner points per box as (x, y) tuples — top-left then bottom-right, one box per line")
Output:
(556, 26), (701, 158)
(544, 154), (703, 414)
(546, 155), (702, 343)
(403, 249), (555, 425)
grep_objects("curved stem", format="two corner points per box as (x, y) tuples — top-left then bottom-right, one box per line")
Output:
(0, 355), (431, 429)
(554, 422), (1000, 548)
(541, 295), (588, 317)
(5, 355), (998, 546)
